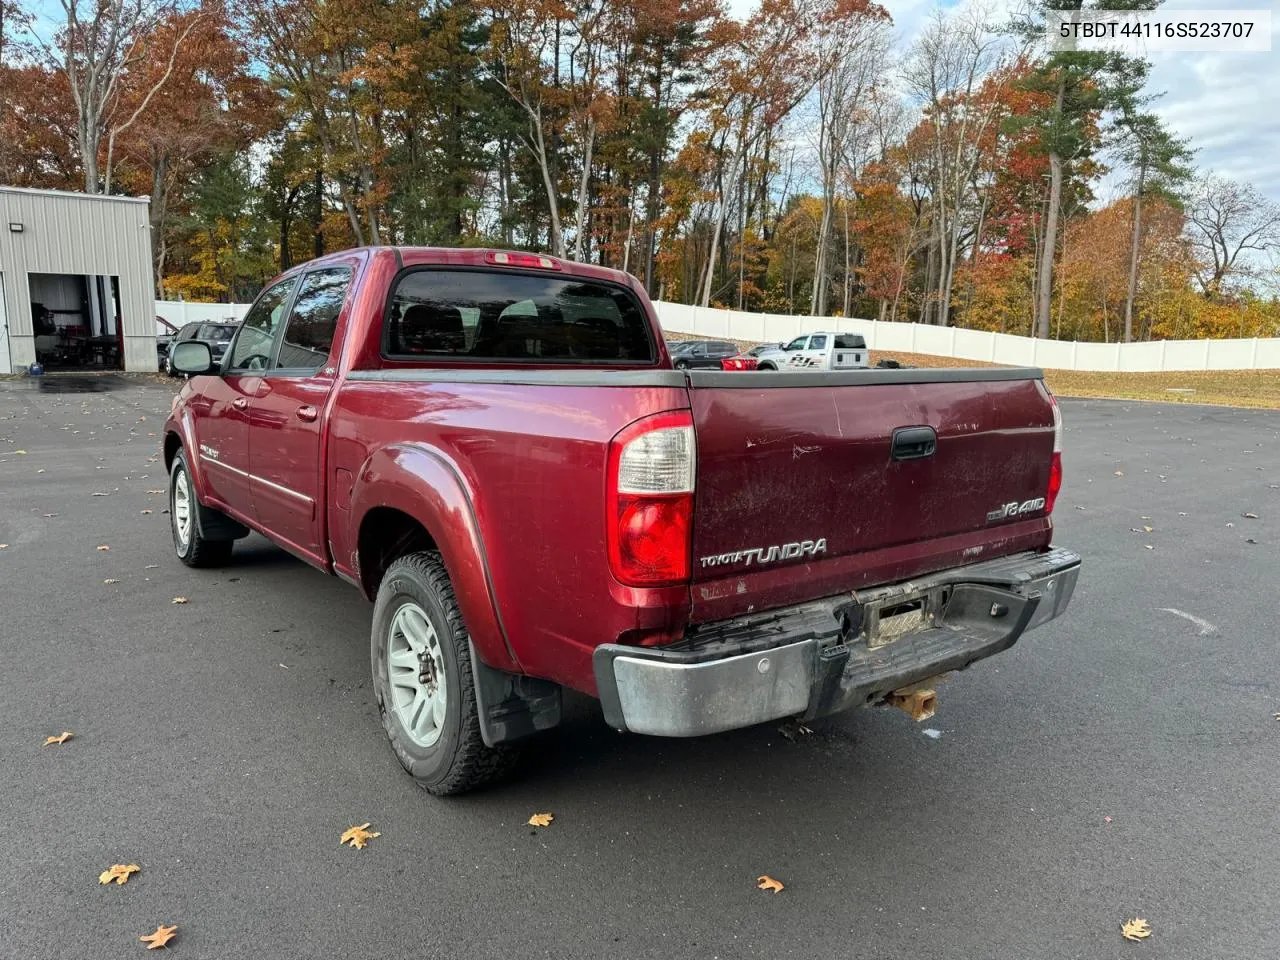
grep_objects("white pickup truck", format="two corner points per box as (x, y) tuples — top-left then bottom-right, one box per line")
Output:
(753, 332), (869, 371)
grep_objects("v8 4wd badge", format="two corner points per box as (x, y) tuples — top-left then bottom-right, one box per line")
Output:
(987, 497), (1046, 522)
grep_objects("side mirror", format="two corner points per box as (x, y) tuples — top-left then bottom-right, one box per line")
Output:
(170, 340), (216, 375)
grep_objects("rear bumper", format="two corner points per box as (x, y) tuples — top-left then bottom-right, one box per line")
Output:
(594, 547), (1080, 736)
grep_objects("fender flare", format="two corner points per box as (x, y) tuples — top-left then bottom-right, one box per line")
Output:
(349, 443), (518, 673)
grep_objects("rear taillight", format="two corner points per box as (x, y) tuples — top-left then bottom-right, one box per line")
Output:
(721, 357), (758, 371)
(607, 411), (695, 586)
(1046, 393), (1063, 514)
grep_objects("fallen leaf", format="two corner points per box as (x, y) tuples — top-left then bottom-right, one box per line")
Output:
(1242, 512), (1258, 519)
(144, 564), (158, 570)
(171, 597), (188, 604)
(146, 489), (164, 495)
(1121, 918), (1152, 942)
(1104, 816), (1113, 823)
(13, 449), (25, 455)
(0, 544), (8, 550)
(139, 924), (177, 950)
(1272, 712), (1279, 721)
(340, 822), (380, 849)
(42, 513), (57, 518)
(757, 875), (785, 893)
(43, 732), (73, 746)
(1114, 470), (1124, 477)
(1074, 505), (1086, 511)
(1142, 526), (1153, 533)
(98, 863), (140, 886)
(91, 491), (110, 497)
(1144, 545), (1154, 550)
(36, 469), (45, 474)
(140, 509), (153, 515)
(97, 545), (110, 551)
(104, 579), (120, 585)
(527, 813), (554, 828)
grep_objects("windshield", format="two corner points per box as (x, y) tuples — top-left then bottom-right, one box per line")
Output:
(199, 324), (238, 341)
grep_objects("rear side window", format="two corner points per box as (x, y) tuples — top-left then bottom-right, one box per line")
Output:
(276, 268), (351, 371)
(835, 335), (866, 349)
(384, 270), (655, 364)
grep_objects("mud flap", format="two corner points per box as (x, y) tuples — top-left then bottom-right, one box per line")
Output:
(470, 641), (561, 747)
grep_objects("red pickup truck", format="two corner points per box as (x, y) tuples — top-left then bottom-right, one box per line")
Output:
(164, 247), (1079, 794)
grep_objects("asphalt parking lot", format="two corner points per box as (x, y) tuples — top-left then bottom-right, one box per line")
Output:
(2, 374), (1278, 960)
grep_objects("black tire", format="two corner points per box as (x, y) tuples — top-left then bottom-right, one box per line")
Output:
(169, 452), (234, 567)
(757, 362), (776, 371)
(371, 552), (519, 795)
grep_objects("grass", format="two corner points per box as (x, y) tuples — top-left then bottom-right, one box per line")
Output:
(668, 333), (1280, 410)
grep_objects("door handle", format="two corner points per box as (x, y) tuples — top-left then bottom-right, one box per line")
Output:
(232, 397), (248, 411)
(891, 426), (937, 461)
(296, 405), (318, 423)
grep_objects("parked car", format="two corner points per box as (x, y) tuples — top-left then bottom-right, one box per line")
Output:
(754, 332), (869, 371)
(164, 247), (1078, 795)
(156, 316), (180, 369)
(667, 339), (741, 369)
(165, 321), (240, 375)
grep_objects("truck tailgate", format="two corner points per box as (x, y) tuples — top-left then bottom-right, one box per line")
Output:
(686, 368), (1057, 622)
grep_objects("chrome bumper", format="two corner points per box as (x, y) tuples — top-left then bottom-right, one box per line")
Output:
(594, 547), (1080, 737)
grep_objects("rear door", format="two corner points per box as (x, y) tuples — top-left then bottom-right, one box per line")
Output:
(799, 333), (829, 369)
(248, 264), (353, 563)
(197, 277), (297, 511)
(684, 370), (1058, 620)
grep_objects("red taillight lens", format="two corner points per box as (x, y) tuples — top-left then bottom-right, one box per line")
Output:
(1046, 451), (1063, 514)
(607, 411), (695, 586)
(1045, 390), (1063, 514)
(720, 356), (757, 371)
(484, 250), (561, 270)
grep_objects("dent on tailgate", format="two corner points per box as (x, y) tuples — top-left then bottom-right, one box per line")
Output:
(687, 377), (1056, 621)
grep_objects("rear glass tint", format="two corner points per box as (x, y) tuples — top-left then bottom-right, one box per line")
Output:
(835, 335), (866, 349)
(385, 270), (655, 363)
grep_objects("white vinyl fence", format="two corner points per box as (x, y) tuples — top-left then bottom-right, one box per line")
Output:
(653, 301), (1280, 372)
(156, 297), (1280, 372)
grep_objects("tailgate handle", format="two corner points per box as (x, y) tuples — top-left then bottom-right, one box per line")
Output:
(891, 426), (937, 461)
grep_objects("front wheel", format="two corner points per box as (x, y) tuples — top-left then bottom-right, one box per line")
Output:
(371, 552), (519, 795)
(170, 452), (234, 567)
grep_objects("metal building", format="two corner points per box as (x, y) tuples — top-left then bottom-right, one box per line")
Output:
(0, 186), (156, 374)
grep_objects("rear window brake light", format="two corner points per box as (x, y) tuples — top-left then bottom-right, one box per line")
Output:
(486, 250), (561, 270)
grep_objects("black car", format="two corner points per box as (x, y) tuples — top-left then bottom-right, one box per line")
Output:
(165, 321), (240, 375)
(667, 339), (741, 369)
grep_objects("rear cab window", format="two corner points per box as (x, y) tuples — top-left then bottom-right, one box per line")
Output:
(835, 335), (866, 349)
(383, 269), (657, 365)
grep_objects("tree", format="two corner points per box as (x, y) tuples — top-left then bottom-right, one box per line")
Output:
(40, 0), (202, 193)
(1185, 173), (1280, 298)
(1112, 111), (1191, 340)
(1011, 0), (1159, 337)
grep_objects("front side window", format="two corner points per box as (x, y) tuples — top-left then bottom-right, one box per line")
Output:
(178, 323), (200, 341)
(809, 335), (827, 349)
(228, 277), (297, 371)
(275, 268), (352, 371)
(784, 337), (808, 351)
(385, 270), (655, 363)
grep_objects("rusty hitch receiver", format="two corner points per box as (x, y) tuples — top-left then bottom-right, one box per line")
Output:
(885, 681), (939, 721)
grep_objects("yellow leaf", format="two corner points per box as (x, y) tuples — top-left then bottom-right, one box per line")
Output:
(14, 449), (25, 455)
(139, 924), (177, 950)
(527, 813), (554, 827)
(98, 863), (140, 886)
(1121, 918), (1152, 941)
(171, 597), (188, 605)
(756, 875), (785, 893)
(42, 732), (73, 746)
(1142, 525), (1153, 533)
(340, 822), (380, 849)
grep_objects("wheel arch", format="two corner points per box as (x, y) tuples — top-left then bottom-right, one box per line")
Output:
(349, 443), (518, 672)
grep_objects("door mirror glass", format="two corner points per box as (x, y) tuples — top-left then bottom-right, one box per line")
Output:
(170, 340), (215, 375)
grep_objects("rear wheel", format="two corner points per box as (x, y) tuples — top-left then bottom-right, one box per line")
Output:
(169, 452), (234, 567)
(757, 362), (776, 371)
(371, 552), (519, 795)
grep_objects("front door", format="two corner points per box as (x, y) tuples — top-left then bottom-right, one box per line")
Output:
(200, 276), (299, 514)
(248, 265), (352, 563)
